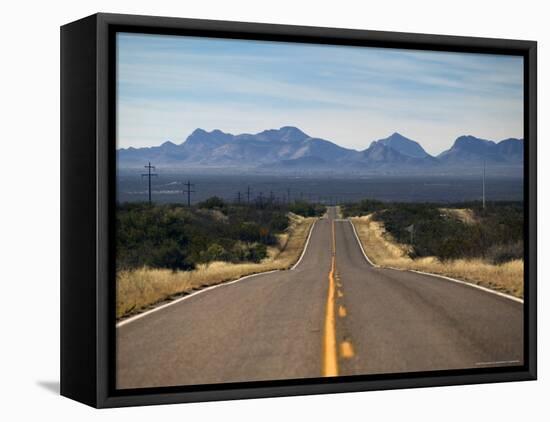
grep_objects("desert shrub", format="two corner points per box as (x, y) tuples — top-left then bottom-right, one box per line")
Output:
(269, 214), (290, 232)
(485, 241), (524, 264)
(149, 239), (193, 271)
(343, 199), (385, 217)
(344, 199), (523, 263)
(116, 201), (294, 271)
(289, 201), (325, 217)
(248, 243), (268, 262)
(202, 243), (227, 263)
(198, 196), (226, 212)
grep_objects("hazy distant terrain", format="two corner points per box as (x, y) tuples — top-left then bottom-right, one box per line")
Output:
(117, 173), (523, 205)
(117, 126), (524, 176)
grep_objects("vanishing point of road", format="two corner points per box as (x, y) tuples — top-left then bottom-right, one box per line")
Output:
(117, 207), (523, 389)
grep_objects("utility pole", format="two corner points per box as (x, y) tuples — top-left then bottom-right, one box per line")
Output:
(269, 191), (274, 203)
(247, 186), (251, 204)
(258, 192), (264, 208)
(236, 191), (242, 204)
(482, 158), (486, 209)
(141, 162), (157, 205)
(183, 180), (195, 207)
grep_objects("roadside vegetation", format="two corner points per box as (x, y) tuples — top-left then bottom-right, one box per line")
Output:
(345, 200), (524, 298)
(116, 199), (324, 319)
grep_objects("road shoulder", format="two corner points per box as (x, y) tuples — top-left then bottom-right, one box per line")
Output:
(349, 215), (523, 302)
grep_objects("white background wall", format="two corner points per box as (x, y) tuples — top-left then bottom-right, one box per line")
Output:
(1, 0), (547, 419)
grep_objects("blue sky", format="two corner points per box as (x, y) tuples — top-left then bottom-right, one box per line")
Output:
(117, 33), (523, 155)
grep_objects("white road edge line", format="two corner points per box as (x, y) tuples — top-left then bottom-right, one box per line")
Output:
(347, 218), (378, 267)
(117, 270), (280, 328)
(290, 219), (317, 271)
(118, 219), (319, 328)
(410, 269), (524, 304)
(346, 219), (524, 305)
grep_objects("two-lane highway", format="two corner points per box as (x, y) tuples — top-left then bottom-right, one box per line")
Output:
(116, 207), (523, 389)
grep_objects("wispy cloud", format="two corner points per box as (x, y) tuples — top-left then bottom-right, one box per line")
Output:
(117, 33), (523, 154)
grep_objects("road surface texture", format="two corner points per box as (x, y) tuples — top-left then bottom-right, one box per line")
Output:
(117, 207), (523, 389)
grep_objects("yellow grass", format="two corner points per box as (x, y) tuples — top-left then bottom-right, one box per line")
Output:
(439, 207), (477, 225)
(116, 213), (315, 319)
(350, 215), (523, 298)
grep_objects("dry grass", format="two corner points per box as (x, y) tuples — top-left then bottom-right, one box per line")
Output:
(116, 213), (315, 319)
(439, 207), (477, 225)
(350, 215), (523, 298)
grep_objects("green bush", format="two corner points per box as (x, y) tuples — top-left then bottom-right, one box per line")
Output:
(116, 200), (295, 271)
(485, 241), (524, 264)
(198, 196), (226, 211)
(202, 243), (227, 262)
(248, 243), (268, 262)
(289, 201), (325, 217)
(342, 199), (385, 217)
(269, 214), (289, 232)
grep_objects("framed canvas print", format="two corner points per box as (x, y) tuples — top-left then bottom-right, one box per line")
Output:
(60, 13), (537, 408)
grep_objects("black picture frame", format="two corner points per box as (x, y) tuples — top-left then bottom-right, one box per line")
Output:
(60, 12), (537, 408)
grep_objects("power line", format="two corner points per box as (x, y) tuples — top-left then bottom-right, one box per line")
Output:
(183, 180), (195, 207)
(141, 162), (157, 205)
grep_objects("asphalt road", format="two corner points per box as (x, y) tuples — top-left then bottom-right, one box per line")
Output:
(116, 207), (523, 389)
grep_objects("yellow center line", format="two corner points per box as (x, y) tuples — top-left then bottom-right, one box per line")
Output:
(322, 219), (339, 377)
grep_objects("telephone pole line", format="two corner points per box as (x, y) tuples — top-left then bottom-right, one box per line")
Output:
(482, 158), (486, 209)
(141, 162), (157, 205)
(236, 191), (242, 204)
(183, 180), (195, 207)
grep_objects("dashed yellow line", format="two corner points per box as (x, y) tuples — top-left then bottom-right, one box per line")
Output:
(322, 220), (338, 377)
(340, 341), (355, 358)
(338, 305), (347, 317)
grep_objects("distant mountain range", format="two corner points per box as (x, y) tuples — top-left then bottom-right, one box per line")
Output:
(117, 126), (523, 175)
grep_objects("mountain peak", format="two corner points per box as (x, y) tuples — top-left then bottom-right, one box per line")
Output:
(375, 132), (430, 159)
(185, 128), (234, 146)
(438, 135), (522, 164)
(279, 126), (307, 135)
(257, 126), (310, 143)
(451, 135), (496, 152)
(190, 128), (208, 136)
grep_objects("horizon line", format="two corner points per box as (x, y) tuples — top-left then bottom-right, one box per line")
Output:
(117, 126), (524, 155)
